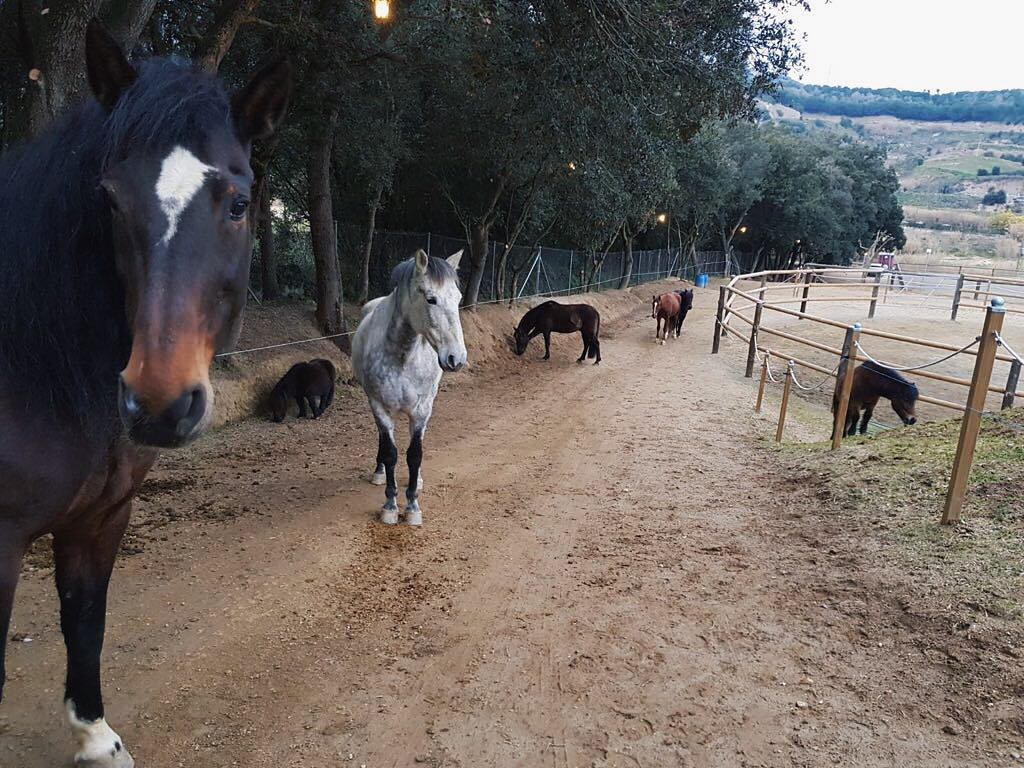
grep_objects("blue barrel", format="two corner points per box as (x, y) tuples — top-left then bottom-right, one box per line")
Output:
(695, 273), (709, 288)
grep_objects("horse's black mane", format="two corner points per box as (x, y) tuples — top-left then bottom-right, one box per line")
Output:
(862, 360), (919, 401)
(0, 57), (232, 438)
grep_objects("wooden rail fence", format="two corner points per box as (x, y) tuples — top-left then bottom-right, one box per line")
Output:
(711, 266), (1018, 524)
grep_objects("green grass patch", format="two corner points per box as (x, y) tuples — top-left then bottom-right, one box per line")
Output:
(779, 410), (1024, 623)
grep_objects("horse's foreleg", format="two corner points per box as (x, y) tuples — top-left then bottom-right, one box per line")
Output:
(296, 395), (308, 418)
(656, 316), (662, 342)
(845, 408), (859, 437)
(0, 538), (24, 705)
(404, 420), (427, 527)
(860, 400), (876, 434)
(54, 503), (135, 768)
(371, 406), (399, 524)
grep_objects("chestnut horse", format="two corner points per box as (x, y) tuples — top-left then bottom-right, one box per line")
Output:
(833, 360), (919, 436)
(651, 292), (682, 343)
(0, 23), (289, 767)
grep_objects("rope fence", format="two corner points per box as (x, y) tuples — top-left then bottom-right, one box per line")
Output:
(713, 266), (1020, 525)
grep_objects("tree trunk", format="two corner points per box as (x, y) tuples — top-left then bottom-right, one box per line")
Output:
(257, 180), (279, 300)
(464, 222), (489, 307)
(197, 0), (262, 72)
(307, 118), (349, 350)
(618, 233), (634, 289)
(357, 182), (384, 305)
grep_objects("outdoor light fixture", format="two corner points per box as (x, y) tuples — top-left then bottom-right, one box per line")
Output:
(657, 213), (667, 224)
(567, 161), (576, 171)
(739, 226), (748, 234)
(373, 0), (391, 20)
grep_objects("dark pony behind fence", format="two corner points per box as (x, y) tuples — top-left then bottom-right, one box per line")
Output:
(0, 22), (289, 767)
(833, 360), (920, 437)
(514, 301), (602, 364)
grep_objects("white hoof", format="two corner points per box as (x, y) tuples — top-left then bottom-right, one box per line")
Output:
(404, 507), (423, 526)
(370, 471), (386, 486)
(380, 505), (399, 525)
(67, 703), (134, 768)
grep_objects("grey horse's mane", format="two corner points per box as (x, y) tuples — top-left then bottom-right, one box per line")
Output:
(391, 255), (459, 295)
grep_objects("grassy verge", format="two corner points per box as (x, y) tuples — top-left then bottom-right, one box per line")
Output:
(777, 410), (1024, 624)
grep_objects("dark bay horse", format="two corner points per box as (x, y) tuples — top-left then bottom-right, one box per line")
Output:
(674, 289), (694, 334)
(269, 359), (337, 421)
(514, 301), (602, 364)
(651, 292), (681, 343)
(0, 22), (289, 766)
(833, 360), (919, 437)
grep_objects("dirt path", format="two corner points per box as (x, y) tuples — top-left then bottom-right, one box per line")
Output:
(2, 302), (1014, 767)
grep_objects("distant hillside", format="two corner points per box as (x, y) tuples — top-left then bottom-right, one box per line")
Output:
(772, 79), (1024, 124)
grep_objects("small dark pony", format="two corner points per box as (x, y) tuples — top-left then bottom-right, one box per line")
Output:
(651, 292), (681, 343)
(269, 359), (337, 421)
(514, 301), (602, 364)
(0, 22), (289, 766)
(673, 289), (694, 334)
(833, 360), (919, 437)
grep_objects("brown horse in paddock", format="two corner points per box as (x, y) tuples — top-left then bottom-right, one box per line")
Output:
(0, 23), (289, 767)
(514, 301), (602, 364)
(651, 292), (682, 343)
(833, 360), (919, 437)
(269, 359), (336, 421)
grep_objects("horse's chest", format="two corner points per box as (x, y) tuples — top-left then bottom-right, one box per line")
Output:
(364, 356), (440, 412)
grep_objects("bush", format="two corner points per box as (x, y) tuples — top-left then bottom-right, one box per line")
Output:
(992, 165), (1002, 175)
(978, 168), (990, 176)
(982, 188), (1007, 205)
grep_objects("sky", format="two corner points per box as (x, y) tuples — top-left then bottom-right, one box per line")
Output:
(787, 0), (1024, 92)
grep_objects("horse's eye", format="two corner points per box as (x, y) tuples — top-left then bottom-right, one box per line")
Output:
(426, 296), (438, 305)
(229, 198), (249, 221)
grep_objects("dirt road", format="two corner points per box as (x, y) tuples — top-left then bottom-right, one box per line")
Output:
(2, 301), (1015, 767)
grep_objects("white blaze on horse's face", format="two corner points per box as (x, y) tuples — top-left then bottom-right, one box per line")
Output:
(155, 145), (215, 245)
(409, 249), (468, 372)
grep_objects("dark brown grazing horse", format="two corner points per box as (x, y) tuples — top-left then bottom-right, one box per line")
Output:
(270, 359), (337, 421)
(0, 23), (289, 767)
(651, 292), (681, 343)
(514, 301), (602, 364)
(833, 360), (919, 437)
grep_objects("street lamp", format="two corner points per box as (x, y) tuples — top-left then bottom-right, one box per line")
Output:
(656, 213), (667, 224)
(373, 0), (391, 20)
(739, 225), (748, 234)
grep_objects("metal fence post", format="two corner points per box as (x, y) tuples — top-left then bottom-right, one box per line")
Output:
(1003, 359), (1021, 410)
(712, 286), (727, 354)
(568, 250), (573, 294)
(942, 297), (1006, 524)
(776, 361), (794, 443)
(831, 323), (862, 450)
(868, 272), (882, 319)
(951, 273), (965, 320)
(745, 300), (764, 378)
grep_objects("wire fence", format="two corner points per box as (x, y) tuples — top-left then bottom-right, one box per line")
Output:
(253, 224), (730, 305)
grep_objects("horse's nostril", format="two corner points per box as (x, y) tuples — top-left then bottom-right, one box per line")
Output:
(447, 354), (456, 369)
(118, 377), (143, 419)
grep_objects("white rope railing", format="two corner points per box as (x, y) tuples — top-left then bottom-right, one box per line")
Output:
(853, 337), (981, 373)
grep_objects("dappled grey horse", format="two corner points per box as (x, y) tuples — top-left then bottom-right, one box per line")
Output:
(351, 250), (467, 525)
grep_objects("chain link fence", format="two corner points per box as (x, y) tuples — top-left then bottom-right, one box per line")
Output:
(254, 224), (730, 304)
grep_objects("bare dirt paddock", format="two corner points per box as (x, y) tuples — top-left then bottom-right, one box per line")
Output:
(3, 284), (1022, 767)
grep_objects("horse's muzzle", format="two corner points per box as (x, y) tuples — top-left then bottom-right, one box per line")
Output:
(118, 376), (209, 448)
(439, 352), (467, 372)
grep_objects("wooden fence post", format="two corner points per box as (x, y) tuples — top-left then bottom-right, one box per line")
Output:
(799, 270), (812, 316)
(1003, 359), (1022, 410)
(868, 271), (882, 319)
(712, 285), (727, 354)
(951, 273), (965, 321)
(755, 353), (769, 413)
(884, 271), (893, 304)
(941, 297), (1006, 525)
(972, 278), (982, 302)
(775, 361), (794, 443)
(831, 323), (862, 450)
(745, 300), (765, 378)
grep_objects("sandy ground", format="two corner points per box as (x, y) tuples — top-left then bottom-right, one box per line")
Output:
(2, 292), (1021, 767)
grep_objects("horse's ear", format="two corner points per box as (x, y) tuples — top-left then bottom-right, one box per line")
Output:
(85, 19), (136, 112)
(232, 58), (292, 145)
(415, 249), (429, 273)
(447, 249), (464, 270)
